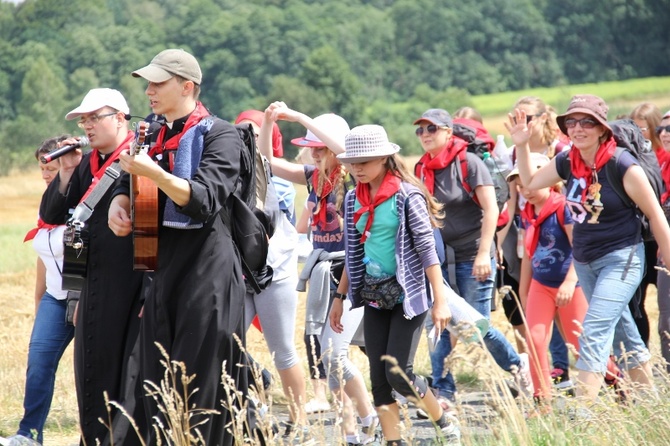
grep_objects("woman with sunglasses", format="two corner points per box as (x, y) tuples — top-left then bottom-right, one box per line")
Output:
(628, 102), (665, 348)
(509, 94), (670, 412)
(654, 110), (670, 374)
(413, 108), (533, 409)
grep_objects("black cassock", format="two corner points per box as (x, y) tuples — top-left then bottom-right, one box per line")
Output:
(40, 143), (145, 446)
(130, 116), (251, 446)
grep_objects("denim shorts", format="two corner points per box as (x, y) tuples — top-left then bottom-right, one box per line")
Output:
(574, 243), (651, 373)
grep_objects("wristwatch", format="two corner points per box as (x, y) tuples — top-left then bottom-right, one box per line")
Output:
(334, 292), (347, 300)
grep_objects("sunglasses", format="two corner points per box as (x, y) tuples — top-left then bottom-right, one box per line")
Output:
(415, 124), (447, 137)
(564, 117), (599, 130)
(656, 125), (670, 136)
(513, 114), (542, 125)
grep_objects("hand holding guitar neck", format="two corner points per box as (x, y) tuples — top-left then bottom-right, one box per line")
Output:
(130, 121), (158, 271)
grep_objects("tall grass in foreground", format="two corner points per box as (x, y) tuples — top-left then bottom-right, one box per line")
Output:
(103, 330), (670, 446)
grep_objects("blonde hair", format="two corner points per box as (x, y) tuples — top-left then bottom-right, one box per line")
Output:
(514, 96), (559, 157)
(454, 106), (483, 123)
(314, 154), (349, 229)
(630, 102), (663, 149)
(384, 154), (444, 228)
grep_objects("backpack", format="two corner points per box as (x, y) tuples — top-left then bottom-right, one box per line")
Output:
(556, 118), (663, 241)
(452, 118), (511, 230)
(220, 123), (279, 294)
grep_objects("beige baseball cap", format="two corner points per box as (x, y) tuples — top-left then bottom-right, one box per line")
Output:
(132, 49), (202, 84)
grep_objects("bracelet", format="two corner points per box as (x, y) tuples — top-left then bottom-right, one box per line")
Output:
(334, 292), (347, 300)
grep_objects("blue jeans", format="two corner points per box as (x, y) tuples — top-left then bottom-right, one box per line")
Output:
(18, 292), (74, 443)
(574, 243), (651, 373)
(549, 323), (569, 370)
(428, 259), (520, 399)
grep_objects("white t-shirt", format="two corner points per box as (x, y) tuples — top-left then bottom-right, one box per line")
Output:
(32, 225), (68, 300)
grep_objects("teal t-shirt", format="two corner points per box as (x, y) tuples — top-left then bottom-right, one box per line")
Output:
(354, 194), (399, 275)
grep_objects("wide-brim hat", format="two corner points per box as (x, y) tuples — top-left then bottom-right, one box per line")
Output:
(506, 152), (551, 182)
(132, 48), (202, 84)
(337, 124), (400, 164)
(556, 94), (611, 135)
(65, 88), (130, 120)
(290, 113), (350, 147)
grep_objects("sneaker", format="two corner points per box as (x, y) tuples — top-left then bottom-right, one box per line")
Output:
(282, 422), (310, 441)
(360, 415), (380, 445)
(515, 353), (534, 397)
(304, 399), (331, 414)
(7, 436), (41, 446)
(416, 407), (429, 419)
(436, 412), (461, 445)
(550, 367), (568, 384)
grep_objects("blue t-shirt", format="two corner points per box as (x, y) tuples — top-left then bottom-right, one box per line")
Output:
(556, 150), (640, 263)
(304, 165), (353, 252)
(523, 207), (575, 288)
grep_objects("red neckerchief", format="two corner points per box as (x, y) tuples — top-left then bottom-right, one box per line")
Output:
(662, 157), (670, 205)
(24, 218), (59, 242)
(149, 102), (210, 158)
(522, 190), (565, 257)
(569, 138), (617, 200)
(415, 137), (468, 194)
(353, 171), (402, 243)
(80, 130), (134, 202)
(311, 165), (342, 230)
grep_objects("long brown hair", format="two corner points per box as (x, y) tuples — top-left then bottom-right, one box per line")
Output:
(314, 152), (349, 229)
(514, 96), (559, 157)
(384, 154), (444, 228)
(630, 102), (663, 150)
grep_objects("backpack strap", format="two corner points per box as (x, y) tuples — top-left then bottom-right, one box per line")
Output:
(605, 146), (634, 207)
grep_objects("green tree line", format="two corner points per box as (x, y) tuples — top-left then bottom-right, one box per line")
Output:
(0, 0), (668, 172)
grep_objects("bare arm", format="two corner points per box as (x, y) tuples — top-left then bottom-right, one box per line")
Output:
(624, 165), (670, 263)
(259, 104), (308, 184)
(506, 109), (562, 190)
(34, 257), (46, 314)
(269, 102), (346, 155)
(473, 184), (498, 280)
(556, 223), (578, 307)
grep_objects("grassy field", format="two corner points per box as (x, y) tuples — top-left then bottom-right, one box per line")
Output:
(4, 81), (670, 444)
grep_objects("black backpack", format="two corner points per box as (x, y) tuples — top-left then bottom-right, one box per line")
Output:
(220, 123), (279, 294)
(452, 118), (511, 230)
(557, 118), (663, 241)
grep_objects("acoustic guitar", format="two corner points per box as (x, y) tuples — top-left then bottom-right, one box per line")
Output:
(130, 122), (158, 271)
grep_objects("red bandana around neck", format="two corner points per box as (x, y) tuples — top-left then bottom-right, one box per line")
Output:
(150, 102), (210, 158)
(24, 218), (59, 242)
(353, 171), (402, 243)
(522, 190), (566, 257)
(80, 130), (135, 203)
(311, 165), (342, 230)
(415, 138), (468, 194)
(569, 138), (616, 200)
(662, 156), (670, 205)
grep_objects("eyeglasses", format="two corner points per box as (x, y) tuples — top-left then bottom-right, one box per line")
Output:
(77, 112), (117, 128)
(415, 124), (448, 137)
(564, 117), (599, 130)
(513, 114), (542, 125)
(655, 125), (670, 136)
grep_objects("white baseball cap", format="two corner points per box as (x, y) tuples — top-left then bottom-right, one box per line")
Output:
(290, 113), (350, 147)
(65, 88), (130, 120)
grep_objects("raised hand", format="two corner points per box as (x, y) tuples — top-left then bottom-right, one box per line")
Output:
(504, 108), (535, 148)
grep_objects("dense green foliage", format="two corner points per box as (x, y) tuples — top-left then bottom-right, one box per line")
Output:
(0, 0), (668, 170)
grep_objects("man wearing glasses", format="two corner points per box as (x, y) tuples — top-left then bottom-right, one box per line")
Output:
(39, 88), (146, 446)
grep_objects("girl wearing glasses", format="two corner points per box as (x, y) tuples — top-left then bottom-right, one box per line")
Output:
(509, 94), (670, 412)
